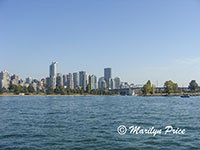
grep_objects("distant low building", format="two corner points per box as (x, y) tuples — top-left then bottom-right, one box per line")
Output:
(10, 74), (19, 86)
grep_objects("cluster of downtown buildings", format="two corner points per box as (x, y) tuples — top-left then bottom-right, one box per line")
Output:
(0, 62), (134, 91)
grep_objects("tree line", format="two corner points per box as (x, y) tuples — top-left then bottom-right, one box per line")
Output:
(0, 84), (119, 95)
(141, 80), (199, 95)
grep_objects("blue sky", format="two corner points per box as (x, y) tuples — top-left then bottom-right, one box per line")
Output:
(0, 0), (200, 86)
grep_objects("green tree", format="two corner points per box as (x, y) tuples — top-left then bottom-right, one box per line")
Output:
(188, 80), (198, 92)
(28, 85), (35, 93)
(142, 80), (152, 95)
(86, 84), (91, 94)
(54, 87), (60, 94)
(0, 88), (4, 94)
(46, 88), (54, 95)
(164, 80), (178, 95)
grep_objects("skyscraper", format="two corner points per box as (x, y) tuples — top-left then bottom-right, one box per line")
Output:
(89, 75), (97, 90)
(67, 73), (74, 89)
(49, 62), (57, 77)
(56, 73), (63, 87)
(111, 78), (115, 89)
(0, 70), (10, 89)
(63, 74), (68, 87)
(49, 62), (57, 89)
(73, 72), (79, 89)
(79, 71), (87, 90)
(98, 77), (106, 89)
(50, 76), (56, 89)
(104, 68), (112, 89)
(114, 77), (121, 89)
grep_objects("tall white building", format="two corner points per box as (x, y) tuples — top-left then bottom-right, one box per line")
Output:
(0, 70), (10, 89)
(98, 77), (106, 89)
(49, 62), (57, 77)
(49, 62), (57, 89)
(111, 78), (115, 89)
(89, 75), (97, 90)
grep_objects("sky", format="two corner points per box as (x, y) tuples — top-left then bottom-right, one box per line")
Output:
(0, 0), (200, 86)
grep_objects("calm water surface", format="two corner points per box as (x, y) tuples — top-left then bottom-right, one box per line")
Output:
(0, 96), (200, 150)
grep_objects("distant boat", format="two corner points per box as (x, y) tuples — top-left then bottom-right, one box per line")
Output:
(181, 94), (190, 98)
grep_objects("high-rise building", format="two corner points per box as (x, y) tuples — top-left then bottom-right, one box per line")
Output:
(56, 73), (63, 87)
(67, 73), (74, 89)
(111, 78), (115, 89)
(86, 74), (89, 85)
(98, 77), (106, 89)
(0, 70), (10, 89)
(49, 62), (57, 77)
(73, 72), (79, 89)
(89, 75), (97, 90)
(104, 68), (112, 89)
(50, 76), (56, 89)
(49, 62), (57, 89)
(114, 77), (121, 89)
(63, 74), (67, 87)
(79, 71), (87, 90)
(45, 77), (50, 88)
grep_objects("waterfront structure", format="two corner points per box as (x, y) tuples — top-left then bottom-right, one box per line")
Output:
(104, 68), (112, 89)
(114, 77), (121, 89)
(67, 73), (74, 89)
(79, 71), (87, 90)
(56, 73), (63, 87)
(0, 70), (10, 89)
(89, 75), (97, 90)
(73, 72), (79, 89)
(120, 82), (130, 89)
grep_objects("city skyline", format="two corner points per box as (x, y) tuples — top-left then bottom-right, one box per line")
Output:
(1, 0), (200, 86)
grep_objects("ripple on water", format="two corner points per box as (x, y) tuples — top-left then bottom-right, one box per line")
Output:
(0, 96), (200, 150)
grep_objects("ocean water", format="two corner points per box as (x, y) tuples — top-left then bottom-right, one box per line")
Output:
(0, 96), (199, 150)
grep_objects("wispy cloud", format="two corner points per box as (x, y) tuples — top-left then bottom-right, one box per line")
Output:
(176, 57), (200, 65)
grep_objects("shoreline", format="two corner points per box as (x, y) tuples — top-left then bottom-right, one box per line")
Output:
(1, 93), (200, 97)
